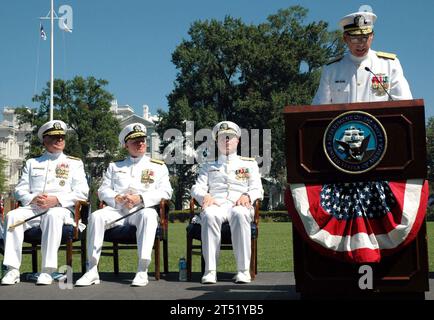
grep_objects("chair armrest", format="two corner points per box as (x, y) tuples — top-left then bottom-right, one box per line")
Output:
(253, 200), (261, 226)
(189, 198), (200, 222)
(73, 200), (89, 239)
(159, 199), (169, 226)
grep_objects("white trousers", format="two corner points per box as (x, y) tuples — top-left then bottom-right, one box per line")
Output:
(200, 201), (252, 272)
(3, 206), (72, 270)
(86, 206), (158, 270)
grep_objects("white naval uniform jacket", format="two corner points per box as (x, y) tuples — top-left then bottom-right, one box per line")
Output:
(14, 152), (89, 209)
(98, 155), (172, 209)
(312, 49), (412, 105)
(191, 154), (264, 206)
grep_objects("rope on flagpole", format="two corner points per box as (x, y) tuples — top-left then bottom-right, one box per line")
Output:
(33, 26), (42, 100)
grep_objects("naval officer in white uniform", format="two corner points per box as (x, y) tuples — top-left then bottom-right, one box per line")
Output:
(76, 123), (172, 287)
(191, 121), (264, 284)
(1, 120), (89, 285)
(313, 6), (412, 105)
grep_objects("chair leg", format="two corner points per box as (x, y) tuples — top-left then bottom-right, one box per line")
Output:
(81, 237), (86, 274)
(200, 247), (205, 276)
(187, 235), (192, 281)
(250, 239), (257, 280)
(154, 238), (160, 280)
(255, 239), (258, 275)
(113, 242), (119, 275)
(66, 239), (73, 268)
(32, 244), (38, 273)
(163, 238), (168, 274)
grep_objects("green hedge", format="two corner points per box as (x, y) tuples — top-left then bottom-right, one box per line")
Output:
(168, 210), (290, 222)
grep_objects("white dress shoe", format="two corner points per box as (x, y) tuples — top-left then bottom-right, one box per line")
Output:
(36, 272), (53, 285)
(75, 270), (100, 286)
(1, 269), (20, 285)
(234, 270), (251, 284)
(201, 270), (217, 284)
(131, 271), (149, 287)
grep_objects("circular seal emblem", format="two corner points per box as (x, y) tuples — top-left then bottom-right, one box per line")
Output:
(59, 180), (65, 186)
(323, 111), (387, 174)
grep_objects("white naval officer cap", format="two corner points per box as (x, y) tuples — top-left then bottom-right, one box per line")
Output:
(37, 120), (67, 142)
(119, 123), (147, 146)
(339, 5), (377, 35)
(212, 121), (241, 140)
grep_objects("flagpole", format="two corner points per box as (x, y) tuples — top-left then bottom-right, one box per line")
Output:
(50, 0), (54, 121)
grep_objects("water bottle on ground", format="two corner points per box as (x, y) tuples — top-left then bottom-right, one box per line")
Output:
(178, 257), (187, 281)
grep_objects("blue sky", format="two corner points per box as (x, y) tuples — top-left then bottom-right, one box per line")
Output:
(1, 0), (433, 121)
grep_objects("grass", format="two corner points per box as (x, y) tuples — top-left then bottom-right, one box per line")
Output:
(10, 221), (434, 273)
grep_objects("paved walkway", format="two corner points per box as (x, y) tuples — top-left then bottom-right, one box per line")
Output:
(0, 271), (433, 300)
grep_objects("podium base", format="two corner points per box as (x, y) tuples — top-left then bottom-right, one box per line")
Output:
(293, 221), (429, 300)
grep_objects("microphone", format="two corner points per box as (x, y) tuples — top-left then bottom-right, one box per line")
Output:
(364, 67), (393, 101)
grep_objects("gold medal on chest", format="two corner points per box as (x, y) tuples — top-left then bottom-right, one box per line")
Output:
(141, 169), (155, 184)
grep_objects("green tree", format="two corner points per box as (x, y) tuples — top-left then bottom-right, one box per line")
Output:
(15, 76), (122, 207)
(156, 6), (344, 209)
(427, 117), (434, 187)
(0, 156), (7, 194)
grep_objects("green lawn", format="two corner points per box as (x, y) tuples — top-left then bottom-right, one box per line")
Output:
(11, 221), (434, 273)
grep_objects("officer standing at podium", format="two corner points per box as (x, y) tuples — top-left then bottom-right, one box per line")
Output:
(313, 5), (412, 104)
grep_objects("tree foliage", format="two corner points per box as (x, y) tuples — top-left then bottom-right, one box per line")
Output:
(156, 6), (345, 209)
(15, 76), (122, 205)
(0, 156), (7, 194)
(426, 117), (434, 188)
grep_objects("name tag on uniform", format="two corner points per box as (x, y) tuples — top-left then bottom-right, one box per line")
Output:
(335, 80), (346, 83)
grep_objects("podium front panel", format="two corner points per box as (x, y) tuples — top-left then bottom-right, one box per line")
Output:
(284, 99), (426, 184)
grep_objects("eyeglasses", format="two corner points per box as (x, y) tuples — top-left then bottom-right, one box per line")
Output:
(129, 137), (146, 144)
(45, 135), (65, 140)
(347, 35), (370, 44)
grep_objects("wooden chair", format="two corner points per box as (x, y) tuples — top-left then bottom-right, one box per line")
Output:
(99, 199), (169, 280)
(2, 200), (89, 274)
(186, 198), (260, 281)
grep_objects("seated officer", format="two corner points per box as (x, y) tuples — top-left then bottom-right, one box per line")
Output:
(75, 123), (172, 287)
(191, 121), (264, 284)
(1, 120), (89, 285)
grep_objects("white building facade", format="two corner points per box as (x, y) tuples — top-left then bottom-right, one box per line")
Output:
(0, 107), (32, 193)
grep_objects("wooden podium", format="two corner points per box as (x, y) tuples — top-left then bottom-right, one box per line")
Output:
(284, 99), (429, 299)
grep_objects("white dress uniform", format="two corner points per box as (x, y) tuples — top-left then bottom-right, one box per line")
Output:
(312, 49), (412, 105)
(86, 155), (172, 270)
(3, 151), (89, 270)
(191, 153), (263, 273)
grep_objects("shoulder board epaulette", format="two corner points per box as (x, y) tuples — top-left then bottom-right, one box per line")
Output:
(376, 51), (396, 60)
(150, 158), (164, 165)
(240, 156), (255, 161)
(326, 56), (343, 65)
(66, 155), (81, 161)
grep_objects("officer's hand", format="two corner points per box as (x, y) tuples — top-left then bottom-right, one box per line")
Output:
(36, 194), (59, 209)
(124, 194), (141, 209)
(235, 194), (252, 208)
(115, 194), (126, 205)
(202, 194), (219, 209)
